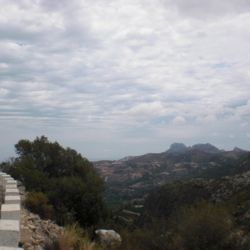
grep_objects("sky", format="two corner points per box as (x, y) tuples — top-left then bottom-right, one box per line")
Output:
(0, 0), (250, 161)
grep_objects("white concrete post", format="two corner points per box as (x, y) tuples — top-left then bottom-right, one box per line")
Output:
(0, 220), (20, 247)
(0, 172), (22, 249)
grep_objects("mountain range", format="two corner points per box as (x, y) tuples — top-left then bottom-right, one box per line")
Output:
(93, 143), (249, 206)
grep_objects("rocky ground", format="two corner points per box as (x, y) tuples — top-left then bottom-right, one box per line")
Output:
(20, 209), (64, 250)
(18, 186), (63, 250)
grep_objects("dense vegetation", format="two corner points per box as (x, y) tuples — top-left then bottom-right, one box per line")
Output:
(2, 138), (250, 249)
(120, 202), (236, 250)
(1, 136), (107, 227)
(117, 169), (250, 250)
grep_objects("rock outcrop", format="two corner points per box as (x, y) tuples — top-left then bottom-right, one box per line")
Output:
(95, 229), (122, 248)
(191, 143), (220, 154)
(167, 143), (188, 154)
(20, 209), (63, 250)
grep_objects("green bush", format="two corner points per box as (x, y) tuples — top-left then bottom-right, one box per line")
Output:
(144, 181), (211, 219)
(170, 201), (232, 250)
(120, 202), (234, 250)
(25, 192), (54, 219)
(5, 136), (107, 227)
(120, 227), (168, 250)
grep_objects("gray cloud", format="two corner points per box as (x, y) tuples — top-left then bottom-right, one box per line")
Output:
(0, 0), (250, 160)
(162, 0), (250, 19)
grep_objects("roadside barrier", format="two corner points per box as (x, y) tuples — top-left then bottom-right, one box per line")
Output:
(0, 172), (23, 250)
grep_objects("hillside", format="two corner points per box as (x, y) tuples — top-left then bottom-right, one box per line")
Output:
(118, 167), (250, 249)
(2, 138), (250, 249)
(94, 143), (249, 206)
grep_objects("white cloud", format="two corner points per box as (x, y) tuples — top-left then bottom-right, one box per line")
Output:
(125, 102), (166, 121)
(0, 88), (9, 96)
(0, 0), (250, 160)
(162, 0), (250, 19)
(172, 116), (186, 125)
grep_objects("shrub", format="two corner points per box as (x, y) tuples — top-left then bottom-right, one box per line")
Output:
(44, 224), (100, 250)
(25, 192), (53, 219)
(144, 181), (211, 219)
(171, 201), (232, 250)
(120, 228), (168, 250)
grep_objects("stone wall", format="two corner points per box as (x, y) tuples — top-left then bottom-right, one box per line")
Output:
(0, 172), (23, 250)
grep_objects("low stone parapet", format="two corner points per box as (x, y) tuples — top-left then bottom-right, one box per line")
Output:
(0, 172), (22, 249)
(0, 247), (23, 250)
(5, 189), (19, 196)
(4, 185), (17, 190)
(5, 181), (17, 186)
(1, 204), (21, 220)
(0, 220), (19, 247)
(4, 197), (20, 205)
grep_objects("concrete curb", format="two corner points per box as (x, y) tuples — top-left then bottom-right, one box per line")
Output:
(0, 172), (23, 250)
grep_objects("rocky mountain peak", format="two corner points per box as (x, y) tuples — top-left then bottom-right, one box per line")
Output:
(233, 147), (246, 153)
(191, 143), (220, 153)
(167, 143), (188, 154)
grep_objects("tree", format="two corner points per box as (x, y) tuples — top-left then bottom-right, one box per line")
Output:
(5, 136), (107, 227)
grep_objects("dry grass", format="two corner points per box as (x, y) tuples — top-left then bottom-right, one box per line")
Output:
(45, 224), (100, 250)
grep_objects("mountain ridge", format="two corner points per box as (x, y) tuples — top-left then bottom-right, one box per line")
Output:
(114, 143), (248, 162)
(93, 143), (250, 206)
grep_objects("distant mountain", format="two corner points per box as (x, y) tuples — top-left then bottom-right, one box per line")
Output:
(166, 143), (221, 154)
(119, 156), (136, 162)
(191, 143), (220, 154)
(167, 143), (188, 154)
(93, 143), (250, 206)
(233, 147), (247, 153)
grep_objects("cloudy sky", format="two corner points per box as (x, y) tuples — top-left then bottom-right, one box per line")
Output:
(0, 0), (250, 160)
